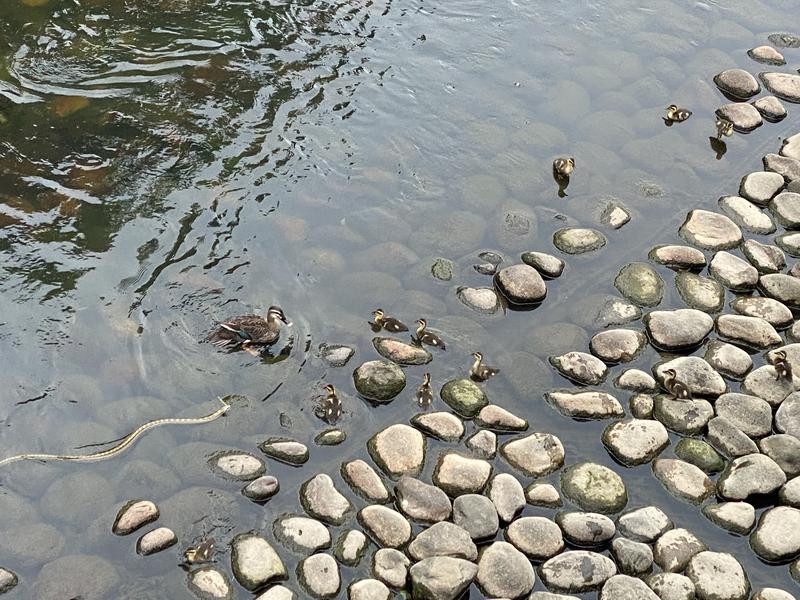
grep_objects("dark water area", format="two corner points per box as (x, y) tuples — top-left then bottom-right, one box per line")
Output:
(1, 0), (800, 597)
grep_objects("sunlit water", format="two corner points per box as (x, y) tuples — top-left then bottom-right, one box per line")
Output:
(1, 0), (799, 597)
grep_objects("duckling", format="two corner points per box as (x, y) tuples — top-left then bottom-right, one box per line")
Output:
(470, 352), (500, 381)
(371, 309), (408, 333)
(207, 306), (290, 351)
(413, 318), (446, 350)
(552, 157), (575, 178)
(773, 350), (793, 380)
(715, 116), (734, 139)
(320, 383), (342, 423)
(184, 538), (215, 565)
(665, 104), (692, 123)
(416, 372), (433, 408)
(662, 368), (691, 400)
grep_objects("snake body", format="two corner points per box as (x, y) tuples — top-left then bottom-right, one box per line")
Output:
(0, 397), (230, 467)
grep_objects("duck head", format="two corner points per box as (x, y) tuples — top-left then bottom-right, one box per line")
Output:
(267, 306), (291, 325)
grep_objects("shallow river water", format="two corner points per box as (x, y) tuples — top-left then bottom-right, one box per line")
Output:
(1, 0), (800, 597)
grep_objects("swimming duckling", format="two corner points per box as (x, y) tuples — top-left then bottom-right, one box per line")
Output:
(371, 309), (408, 333)
(665, 104), (692, 123)
(413, 319), (446, 350)
(470, 352), (500, 381)
(416, 372), (433, 408)
(184, 538), (215, 565)
(715, 116), (734, 139)
(773, 350), (793, 380)
(207, 306), (290, 350)
(321, 383), (342, 423)
(662, 368), (691, 400)
(553, 157), (575, 178)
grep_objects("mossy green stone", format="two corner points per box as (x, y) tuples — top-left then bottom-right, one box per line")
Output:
(674, 438), (725, 473)
(614, 262), (664, 307)
(440, 378), (488, 418)
(353, 360), (406, 403)
(560, 462), (628, 514)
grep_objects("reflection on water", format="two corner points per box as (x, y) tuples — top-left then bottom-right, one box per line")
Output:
(0, 0), (799, 596)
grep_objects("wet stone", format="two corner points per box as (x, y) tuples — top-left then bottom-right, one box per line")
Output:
(550, 351), (608, 385)
(274, 515), (331, 555)
(781, 478), (800, 506)
(702, 502), (755, 535)
(784, 133), (800, 161)
(408, 557), (477, 600)
(600, 200), (631, 229)
(615, 369), (657, 392)
(209, 451), (265, 481)
(358, 505), (411, 549)
(372, 548), (409, 589)
(529, 594), (581, 600)
(617, 506), (672, 543)
(742, 239), (786, 273)
(765, 153), (800, 182)
(649, 245), (707, 269)
(348, 579), (391, 600)
(740, 171), (786, 205)
(653, 395), (713, 435)
(136, 527), (177, 556)
(368, 424), (426, 479)
(561, 461), (627, 514)
(654, 356), (726, 398)
(545, 389), (624, 419)
(675, 272), (725, 312)
(465, 429), (496, 459)
(707, 416), (758, 458)
(716, 102), (763, 132)
(353, 360), (406, 403)
(494, 263), (547, 305)
(456, 286), (501, 314)
(754, 96), (787, 121)
(488, 473), (525, 522)
(231, 533), (287, 591)
(652, 459), (714, 504)
(475, 404), (527, 431)
(300, 474), (353, 526)
(614, 262), (664, 307)
(732, 296), (792, 328)
(407, 521), (477, 561)
(647, 573), (696, 600)
(629, 393), (655, 419)
(112, 499), (159, 536)
(611, 538), (654, 576)
(500, 432), (565, 477)
(526, 482), (562, 507)
(522, 250), (565, 278)
(645, 309), (713, 350)
(259, 438), (309, 466)
(761, 72), (800, 103)
(439, 378), (487, 418)
(716, 314), (781, 349)
(675, 438), (725, 473)
(431, 258), (453, 281)
(553, 227), (607, 254)
(594, 296), (642, 327)
(315, 429), (346, 446)
(476, 541), (535, 598)
(411, 412), (464, 442)
(602, 418), (669, 466)
(540, 551), (617, 593)
(591, 329), (647, 363)
(242, 475), (279, 503)
(189, 567), (233, 600)
(686, 551), (750, 600)
(432, 451), (492, 496)
(556, 511), (615, 546)
(452, 494), (499, 540)
(298, 553), (340, 599)
(748, 45), (786, 65)
(318, 343), (355, 368)
(710, 251), (758, 290)
(679, 210), (742, 250)
(714, 68), (761, 99)
(760, 434), (800, 477)
(600, 575), (659, 600)
(0, 569), (16, 595)
(372, 337), (431, 366)
(717, 453), (786, 500)
(395, 476), (451, 523)
(704, 340), (752, 379)
(342, 460), (390, 503)
(333, 530), (368, 567)
(714, 393), (772, 438)
(655, 528), (707, 573)
(771, 192), (800, 228)
(505, 516), (564, 560)
(743, 365), (800, 406)
(761, 273), (800, 308)
(753, 590), (797, 600)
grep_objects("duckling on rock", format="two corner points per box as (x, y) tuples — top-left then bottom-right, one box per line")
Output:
(470, 352), (500, 381)
(207, 306), (290, 351)
(665, 104), (692, 123)
(773, 350), (793, 380)
(416, 372), (433, 408)
(662, 368), (691, 400)
(184, 538), (215, 565)
(319, 383), (342, 424)
(552, 157), (575, 178)
(413, 319), (446, 350)
(371, 309), (408, 333)
(715, 116), (734, 139)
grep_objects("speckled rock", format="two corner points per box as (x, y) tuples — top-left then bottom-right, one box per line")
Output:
(188, 567), (233, 600)
(686, 551), (750, 600)
(761, 72), (800, 104)
(614, 262), (664, 307)
(754, 96), (787, 121)
(740, 171), (785, 205)
(760, 273), (800, 308)
(675, 272), (725, 312)
(615, 369), (657, 392)
(476, 541), (535, 598)
(653, 356), (726, 398)
(407, 522), (477, 562)
(452, 494), (499, 540)
(649, 245), (707, 269)
(372, 548), (409, 589)
(494, 264), (547, 305)
(760, 434), (800, 477)
(475, 404), (527, 432)
(0, 569), (17, 595)
(611, 538), (653, 576)
(748, 46), (785, 65)
(408, 557), (477, 600)
(654, 528), (708, 573)
(752, 589), (797, 600)
(590, 329), (647, 363)
(318, 343), (355, 368)
(647, 573), (695, 600)
(714, 68), (760, 99)
(629, 393), (655, 419)
(274, 516), (331, 555)
(353, 360), (406, 403)
(112, 499), (159, 536)
(231, 533), (287, 591)
(368, 424), (426, 479)
(550, 351), (608, 385)
(395, 476), (451, 523)
(136, 527), (177, 556)
(333, 530), (368, 567)
(439, 378), (487, 418)
(617, 506), (672, 542)
(679, 210), (742, 250)
(487, 473), (525, 522)
(600, 575), (659, 600)
(411, 412), (464, 442)
(556, 511), (615, 546)
(743, 365), (800, 406)
(602, 419), (669, 465)
(298, 553), (339, 599)
(561, 462), (627, 514)
(716, 314), (781, 349)
(702, 502), (755, 535)
(465, 429), (497, 459)
(456, 286), (501, 314)
(715, 393), (772, 438)
(731, 296), (792, 328)
(432, 452), (492, 496)
(342, 459), (390, 503)
(716, 103), (763, 132)
(709, 251), (758, 291)
(707, 415), (759, 458)
(358, 505), (411, 549)
(500, 432), (565, 477)
(652, 459), (714, 503)
(717, 453), (786, 500)
(505, 516), (564, 560)
(259, 438), (309, 466)
(553, 228), (607, 255)
(704, 340), (752, 379)
(522, 251), (565, 278)
(675, 438), (725, 473)
(742, 239), (786, 273)
(540, 551), (617, 593)
(653, 395), (713, 435)
(645, 309), (713, 350)
(525, 482), (562, 507)
(545, 390), (624, 419)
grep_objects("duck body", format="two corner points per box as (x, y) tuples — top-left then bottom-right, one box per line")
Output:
(208, 306), (289, 348)
(553, 157), (575, 178)
(470, 352), (499, 381)
(662, 368), (691, 400)
(184, 538), (215, 565)
(665, 104), (692, 122)
(372, 309), (408, 333)
(413, 319), (446, 350)
(773, 351), (792, 380)
(416, 373), (433, 408)
(320, 384), (342, 424)
(715, 116), (733, 139)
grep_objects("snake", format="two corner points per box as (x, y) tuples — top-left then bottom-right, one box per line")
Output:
(0, 397), (230, 468)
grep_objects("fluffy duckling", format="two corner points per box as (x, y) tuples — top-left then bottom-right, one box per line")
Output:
(413, 319), (446, 350)
(552, 157), (575, 178)
(470, 352), (500, 381)
(184, 538), (215, 565)
(662, 368), (691, 400)
(665, 104), (692, 123)
(321, 383), (342, 423)
(715, 116), (734, 139)
(207, 306), (290, 350)
(773, 350), (793, 380)
(416, 373), (433, 408)
(371, 309), (408, 333)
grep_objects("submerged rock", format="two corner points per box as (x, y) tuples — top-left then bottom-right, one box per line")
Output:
(614, 262), (664, 307)
(675, 272), (725, 313)
(553, 228), (607, 254)
(560, 462), (627, 514)
(456, 286), (501, 314)
(208, 452), (265, 481)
